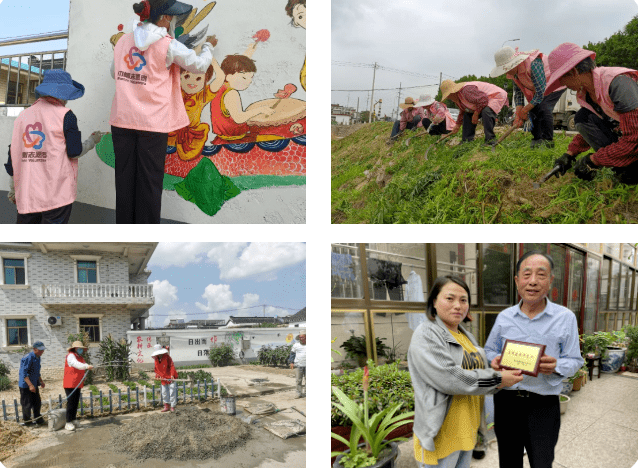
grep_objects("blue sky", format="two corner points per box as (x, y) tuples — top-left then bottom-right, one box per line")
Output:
(146, 243), (306, 328)
(0, 0), (69, 57)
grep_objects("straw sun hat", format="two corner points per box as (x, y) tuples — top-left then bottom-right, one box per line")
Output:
(399, 97), (418, 109)
(490, 46), (536, 78)
(439, 80), (466, 102)
(67, 341), (88, 352)
(151, 344), (168, 357)
(415, 94), (435, 107)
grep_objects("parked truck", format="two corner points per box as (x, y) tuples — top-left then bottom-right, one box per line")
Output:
(552, 88), (581, 131)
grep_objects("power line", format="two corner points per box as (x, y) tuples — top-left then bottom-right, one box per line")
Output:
(332, 83), (439, 92)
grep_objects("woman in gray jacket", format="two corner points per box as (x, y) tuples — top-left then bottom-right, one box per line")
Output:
(408, 276), (523, 468)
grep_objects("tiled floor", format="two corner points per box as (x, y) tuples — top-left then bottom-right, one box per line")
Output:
(395, 373), (638, 468)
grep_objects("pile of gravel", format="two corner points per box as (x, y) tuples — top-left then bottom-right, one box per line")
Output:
(107, 406), (251, 461)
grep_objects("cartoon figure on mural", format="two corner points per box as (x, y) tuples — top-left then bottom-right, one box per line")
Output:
(285, 0), (305, 91)
(99, 0), (306, 218)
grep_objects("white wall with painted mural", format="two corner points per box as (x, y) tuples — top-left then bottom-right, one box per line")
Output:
(128, 327), (305, 366)
(61, 0), (306, 223)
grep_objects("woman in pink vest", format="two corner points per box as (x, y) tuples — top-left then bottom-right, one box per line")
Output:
(545, 43), (638, 184)
(4, 70), (104, 223)
(490, 46), (565, 148)
(63, 341), (93, 431)
(440, 80), (508, 145)
(110, 0), (217, 223)
(415, 94), (454, 136)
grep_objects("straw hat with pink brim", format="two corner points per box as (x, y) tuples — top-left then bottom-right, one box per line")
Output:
(489, 47), (535, 78)
(415, 94), (435, 107)
(544, 43), (596, 95)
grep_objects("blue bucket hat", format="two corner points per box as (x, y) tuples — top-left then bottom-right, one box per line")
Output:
(33, 341), (46, 351)
(34, 69), (85, 101)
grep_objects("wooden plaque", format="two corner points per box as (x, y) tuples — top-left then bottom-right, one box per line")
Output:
(499, 339), (546, 377)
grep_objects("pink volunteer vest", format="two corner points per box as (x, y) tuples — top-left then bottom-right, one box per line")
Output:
(11, 98), (78, 214)
(110, 32), (189, 132)
(511, 51), (552, 102)
(458, 81), (508, 114)
(576, 67), (638, 122)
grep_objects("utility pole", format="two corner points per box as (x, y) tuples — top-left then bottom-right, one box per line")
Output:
(263, 304), (266, 317)
(396, 82), (402, 121)
(368, 62), (377, 123)
(439, 72), (442, 89)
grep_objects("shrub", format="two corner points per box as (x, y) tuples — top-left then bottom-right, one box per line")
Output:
(330, 361), (413, 427)
(340, 335), (389, 362)
(176, 369), (213, 383)
(208, 343), (235, 367)
(0, 360), (11, 378)
(96, 334), (131, 382)
(138, 370), (149, 380)
(176, 364), (212, 369)
(0, 375), (11, 391)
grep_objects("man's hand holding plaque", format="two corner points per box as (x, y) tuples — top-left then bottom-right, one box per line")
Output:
(493, 340), (547, 377)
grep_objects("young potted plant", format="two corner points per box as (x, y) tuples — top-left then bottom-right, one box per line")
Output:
(340, 335), (389, 368)
(623, 325), (638, 373)
(331, 367), (414, 468)
(559, 394), (570, 415)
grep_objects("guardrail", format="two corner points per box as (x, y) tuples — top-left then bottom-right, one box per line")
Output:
(1, 379), (221, 422)
(41, 284), (154, 299)
(0, 31), (68, 107)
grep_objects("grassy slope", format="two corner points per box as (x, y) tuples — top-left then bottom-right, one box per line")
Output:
(332, 122), (638, 224)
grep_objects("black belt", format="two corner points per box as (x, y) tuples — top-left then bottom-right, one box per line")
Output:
(506, 389), (556, 398)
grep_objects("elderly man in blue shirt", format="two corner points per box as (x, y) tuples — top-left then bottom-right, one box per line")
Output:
(484, 251), (583, 468)
(18, 341), (47, 426)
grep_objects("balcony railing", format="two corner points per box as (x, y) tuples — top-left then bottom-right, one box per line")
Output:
(40, 284), (154, 308)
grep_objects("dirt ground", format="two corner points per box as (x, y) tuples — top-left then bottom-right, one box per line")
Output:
(0, 365), (305, 468)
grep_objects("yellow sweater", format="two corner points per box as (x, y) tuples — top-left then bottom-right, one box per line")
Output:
(414, 329), (485, 464)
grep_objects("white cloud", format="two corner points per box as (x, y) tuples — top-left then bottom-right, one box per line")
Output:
(149, 243), (215, 268)
(147, 280), (179, 328)
(195, 284), (260, 313)
(208, 242), (306, 280)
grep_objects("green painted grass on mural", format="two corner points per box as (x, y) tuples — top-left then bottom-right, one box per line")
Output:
(232, 175), (306, 190)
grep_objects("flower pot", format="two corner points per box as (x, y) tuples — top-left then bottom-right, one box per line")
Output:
(333, 441), (399, 468)
(559, 395), (570, 415)
(561, 379), (573, 395)
(602, 347), (626, 373)
(571, 375), (583, 391)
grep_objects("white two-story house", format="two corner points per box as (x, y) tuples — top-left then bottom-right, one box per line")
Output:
(0, 242), (156, 379)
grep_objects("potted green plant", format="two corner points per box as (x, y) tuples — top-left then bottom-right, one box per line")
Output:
(600, 331), (626, 373)
(559, 394), (570, 414)
(340, 335), (389, 368)
(331, 367), (414, 468)
(623, 325), (638, 373)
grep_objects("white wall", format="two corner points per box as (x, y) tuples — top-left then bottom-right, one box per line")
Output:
(61, 0), (306, 223)
(128, 327), (305, 365)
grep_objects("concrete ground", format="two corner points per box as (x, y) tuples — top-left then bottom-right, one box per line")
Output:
(1, 365), (305, 468)
(395, 372), (638, 468)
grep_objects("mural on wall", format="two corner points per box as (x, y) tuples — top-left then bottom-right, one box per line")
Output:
(96, 0), (306, 216)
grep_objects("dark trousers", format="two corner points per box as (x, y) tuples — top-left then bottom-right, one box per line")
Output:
(462, 106), (497, 143)
(390, 116), (426, 138)
(20, 386), (43, 424)
(16, 203), (72, 224)
(427, 119), (451, 136)
(65, 387), (81, 423)
(494, 390), (560, 468)
(573, 108), (638, 184)
(529, 90), (564, 141)
(112, 125), (168, 224)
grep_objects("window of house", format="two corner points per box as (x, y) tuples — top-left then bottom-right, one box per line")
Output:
(77, 261), (97, 283)
(79, 317), (101, 342)
(3, 259), (25, 284)
(0, 253), (30, 286)
(7, 319), (28, 346)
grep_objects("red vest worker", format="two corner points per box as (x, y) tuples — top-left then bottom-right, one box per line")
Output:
(63, 341), (93, 431)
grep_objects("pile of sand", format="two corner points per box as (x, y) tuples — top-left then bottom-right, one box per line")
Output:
(107, 406), (251, 461)
(0, 420), (33, 461)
